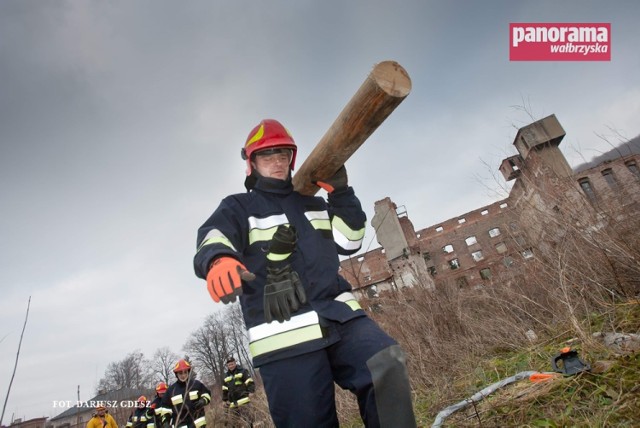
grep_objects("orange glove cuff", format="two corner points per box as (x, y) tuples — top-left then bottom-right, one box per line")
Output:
(314, 181), (335, 193)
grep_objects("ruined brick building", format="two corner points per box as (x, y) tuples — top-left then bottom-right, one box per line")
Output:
(340, 115), (640, 299)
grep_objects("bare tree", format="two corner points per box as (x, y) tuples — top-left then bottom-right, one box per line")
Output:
(151, 347), (180, 385)
(226, 304), (253, 373)
(182, 305), (253, 385)
(183, 310), (230, 385)
(97, 350), (154, 392)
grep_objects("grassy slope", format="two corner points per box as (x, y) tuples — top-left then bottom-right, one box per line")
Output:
(415, 302), (640, 427)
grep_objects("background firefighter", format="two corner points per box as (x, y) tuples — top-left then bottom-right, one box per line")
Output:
(160, 359), (211, 428)
(194, 119), (416, 427)
(125, 396), (151, 428)
(149, 382), (168, 428)
(86, 405), (118, 428)
(221, 356), (255, 426)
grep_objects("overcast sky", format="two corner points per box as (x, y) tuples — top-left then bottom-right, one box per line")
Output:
(2, 0), (639, 421)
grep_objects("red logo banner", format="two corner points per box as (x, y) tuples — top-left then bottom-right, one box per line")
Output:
(510, 23), (611, 61)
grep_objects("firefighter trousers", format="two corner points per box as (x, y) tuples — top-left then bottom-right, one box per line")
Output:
(259, 315), (416, 428)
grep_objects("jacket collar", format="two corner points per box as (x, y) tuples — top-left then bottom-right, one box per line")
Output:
(251, 173), (293, 195)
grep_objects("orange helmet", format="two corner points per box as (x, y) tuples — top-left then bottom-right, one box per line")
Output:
(241, 119), (297, 175)
(136, 396), (147, 406)
(173, 359), (191, 373)
(155, 382), (168, 394)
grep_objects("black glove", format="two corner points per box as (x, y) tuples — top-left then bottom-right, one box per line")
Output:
(268, 224), (297, 258)
(264, 265), (307, 323)
(313, 165), (348, 193)
(193, 398), (207, 411)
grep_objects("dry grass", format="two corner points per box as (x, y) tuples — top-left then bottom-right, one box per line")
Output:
(362, 188), (640, 427)
(204, 179), (640, 427)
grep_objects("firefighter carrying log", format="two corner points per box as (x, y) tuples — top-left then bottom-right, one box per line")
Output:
(194, 119), (416, 427)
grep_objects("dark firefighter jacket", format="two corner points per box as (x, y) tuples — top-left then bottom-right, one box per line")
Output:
(194, 175), (367, 366)
(148, 395), (164, 428)
(160, 377), (211, 428)
(126, 407), (152, 428)
(222, 365), (255, 407)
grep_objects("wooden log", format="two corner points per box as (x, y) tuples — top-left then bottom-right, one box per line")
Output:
(292, 60), (412, 195)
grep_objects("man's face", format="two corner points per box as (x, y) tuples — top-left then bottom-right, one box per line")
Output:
(96, 408), (106, 416)
(227, 361), (237, 371)
(253, 149), (292, 180)
(176, 369), (189, 382)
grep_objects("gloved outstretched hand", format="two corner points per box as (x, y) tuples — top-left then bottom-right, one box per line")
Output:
(207, 257), (256, 304)
(264, 264), (307, 323)
(313, 165), (348, 193)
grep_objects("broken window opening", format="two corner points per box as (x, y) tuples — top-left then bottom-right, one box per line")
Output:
(522, 248), (534, 260)
(471, 250), (484, 262)
(488, 227), (501, 238)
(626, 161), (640, 178)
(495, 242), (508, 254)
(578, 177), (596, 200)
(601, 168), (618, 188)
(480, 268), (492, 280)
(449, 259), (460, 270)
(465, 236), (478, 246)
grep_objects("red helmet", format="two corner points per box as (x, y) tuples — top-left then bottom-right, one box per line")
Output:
(241, 119), (297, 175)
(173, 359), (191, 373)
(155, 382), (168, 394)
